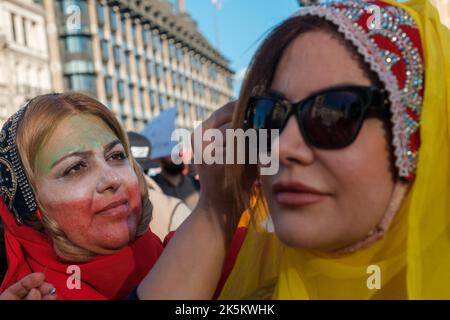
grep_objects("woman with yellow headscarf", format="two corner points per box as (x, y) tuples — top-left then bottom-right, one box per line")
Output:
(218, 0), (450, 300)
(136, 0), (450, 300)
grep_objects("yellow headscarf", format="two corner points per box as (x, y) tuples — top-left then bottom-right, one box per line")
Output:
(220, 0), (450, 300)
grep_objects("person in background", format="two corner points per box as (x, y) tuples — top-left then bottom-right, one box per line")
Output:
(153, 153), (200, 210)
(128, 132), (191, 241)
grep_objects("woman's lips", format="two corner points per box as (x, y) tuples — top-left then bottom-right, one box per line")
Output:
(96, 199), (130, 218)
(272, 181), (331, 206)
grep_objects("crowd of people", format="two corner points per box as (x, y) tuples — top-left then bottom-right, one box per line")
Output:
(0, 0), (449, 300)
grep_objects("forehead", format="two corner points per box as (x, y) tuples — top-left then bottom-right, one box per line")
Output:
(271, 30), (371, 102)
(35, 114), (118, 172)
(46, 113), (116, 147)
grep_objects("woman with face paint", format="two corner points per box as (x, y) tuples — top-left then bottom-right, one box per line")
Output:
(0, 93), (164, 299)
(137, 0), (450, 299)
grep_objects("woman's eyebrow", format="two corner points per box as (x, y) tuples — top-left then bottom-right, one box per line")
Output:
(50, 150), (91, 170)
(50, 139), (122, 169)
(104, 139), (122, 154)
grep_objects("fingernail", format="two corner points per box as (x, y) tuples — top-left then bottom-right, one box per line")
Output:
(49, 288), (56, 295)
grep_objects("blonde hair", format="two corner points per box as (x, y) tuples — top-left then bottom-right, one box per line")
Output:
(16, 92), (152, 262)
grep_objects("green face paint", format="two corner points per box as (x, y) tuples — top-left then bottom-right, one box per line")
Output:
(35, 114), (119, 175)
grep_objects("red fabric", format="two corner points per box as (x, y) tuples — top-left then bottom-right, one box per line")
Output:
(163, 231), (175, 247)
(0, 199), (163, 300)
(213, 227), (248, 299)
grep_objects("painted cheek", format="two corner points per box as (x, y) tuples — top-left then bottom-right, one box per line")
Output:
(125, 178), (142, 218)
(46, 197), (94, 239)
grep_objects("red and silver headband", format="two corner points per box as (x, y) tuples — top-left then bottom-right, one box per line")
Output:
(293, 0), (424, 181)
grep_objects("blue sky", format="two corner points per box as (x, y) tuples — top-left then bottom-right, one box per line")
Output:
(184, 0), (300, 96)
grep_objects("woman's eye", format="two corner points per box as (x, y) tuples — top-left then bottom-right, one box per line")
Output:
(63, 162), (87, 176)
(108, 151), (127, 161)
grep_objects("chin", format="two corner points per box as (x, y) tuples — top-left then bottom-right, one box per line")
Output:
(271, 212), (346, 251)
(96, 233), (135, 253)
(96, 221), (139, 252)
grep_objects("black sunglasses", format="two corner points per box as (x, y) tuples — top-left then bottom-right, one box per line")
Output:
(244, 85), (390, 150)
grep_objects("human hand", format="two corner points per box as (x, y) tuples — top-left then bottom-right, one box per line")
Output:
(0, 272), (57, 300)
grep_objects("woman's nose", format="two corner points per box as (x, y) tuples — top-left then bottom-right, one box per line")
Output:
(96, 170), (122, 194)
(275, 116), (315, 167)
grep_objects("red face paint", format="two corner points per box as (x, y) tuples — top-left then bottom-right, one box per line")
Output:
(34, 114), (143, 255)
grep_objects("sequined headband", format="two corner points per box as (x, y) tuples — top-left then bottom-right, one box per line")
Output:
(292, 0), (424, 181)
(0, 102), (38, 224)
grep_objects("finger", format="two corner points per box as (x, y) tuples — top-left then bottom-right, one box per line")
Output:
(38, 282), (56, 296)
(20, 273), (46, 291)
(1, 273), (45, 299)
(25, 288), (42, 300)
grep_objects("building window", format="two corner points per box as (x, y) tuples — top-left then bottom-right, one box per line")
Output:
(183, 103), (190, 120)
(149, 90), (156, 109)
(208, 65), (217, 79)
(121, 18), (127, 40)
(131, 23), (137, 44)
(64, 60), (94, 73)
(22, 17), (28, 46)
(98, 25), (105, 40)
(101, 40), (109, 61)
(146, 59), (153, 79)
(172, 71), (178, 87)
(152, 32), (161, 51)
(62, 35), (92, 53)
(180, 75), (186, 89)
(135, 55), (141, 76)
(110, 8), (118, 31)
(125, 50), (131, 75)
(164, 67), (169, 82)
(139, 88), (145, 117)
(176, 47), (184, 63)
(64, 74), (96, 94)
(97, 2), (105, 25)
(104, 76), (113, 97)
(102, 63), (108, 76)
(155, 63), (163, 81)
(113, 45), (121, 65)
(11, 13), (16, 42)
(142, 28), (149, 46)
(129, 84), (135, 108)
(158, 93), (166, 109)
(169, 41), (176, 60)
(117, 79), (125, 100)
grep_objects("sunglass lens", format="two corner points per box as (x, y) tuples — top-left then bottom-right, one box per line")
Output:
(248, 98), (278, 129)
(300, 91), (364, 148)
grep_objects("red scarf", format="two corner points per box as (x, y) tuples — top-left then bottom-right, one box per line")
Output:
(0, 200), (163, 300)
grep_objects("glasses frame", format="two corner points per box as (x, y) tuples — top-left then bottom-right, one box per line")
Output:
(244, 85), (390, 149)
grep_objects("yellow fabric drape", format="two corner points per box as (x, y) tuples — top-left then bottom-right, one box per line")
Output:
(219, 0), (450, 300)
